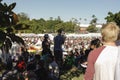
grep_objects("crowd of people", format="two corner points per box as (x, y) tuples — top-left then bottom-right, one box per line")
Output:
(0, 22), (120, 80)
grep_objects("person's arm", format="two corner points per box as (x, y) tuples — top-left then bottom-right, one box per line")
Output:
(84, 51), (95, 80)
(84, 46), (105, 80)
(61, 35), (66, 44)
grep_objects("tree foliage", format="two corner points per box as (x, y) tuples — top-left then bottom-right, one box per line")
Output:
(87, 24), (98, 33)
(105, 11), (120, 27)
(87, 15), (98, 33)
(90, 15), (97, 25)
(17, 14), (77, 33)
(0, 1), (18, 27)
(0, 0), (25, 51)
(17, 12), (29, 23)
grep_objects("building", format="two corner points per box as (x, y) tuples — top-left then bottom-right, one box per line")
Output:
(79, 24), (102, 33)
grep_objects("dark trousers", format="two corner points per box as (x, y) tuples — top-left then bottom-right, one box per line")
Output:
(54, 50), (63, 70)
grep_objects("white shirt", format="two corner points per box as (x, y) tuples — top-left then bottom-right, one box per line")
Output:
(94, 46), (118, 80)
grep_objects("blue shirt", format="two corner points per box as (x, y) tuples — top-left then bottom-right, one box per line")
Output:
(54, 34), (65, 51)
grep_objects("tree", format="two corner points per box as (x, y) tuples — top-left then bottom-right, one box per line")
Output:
(87, 24), (98, 33)
(0, 0), (25, 61)
(0, 1), (18, 27)
(105, 11), (120, 27)
(90, 15), (97, 25)
(17, 12), (29, 23)
(87, 15), (98, 33)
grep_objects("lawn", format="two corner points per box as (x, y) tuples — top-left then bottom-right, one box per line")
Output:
(60, 66), (84, 80)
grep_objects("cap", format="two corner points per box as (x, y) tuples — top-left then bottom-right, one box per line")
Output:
(44, 34), (49, 38)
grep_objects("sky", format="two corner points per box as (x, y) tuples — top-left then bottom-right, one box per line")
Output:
(2, 0), (120, 24)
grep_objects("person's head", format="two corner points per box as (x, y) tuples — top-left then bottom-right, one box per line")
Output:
(57, 28), (64, 34)
(44, 34), (49, 39)
(101, 22), (120, 42)
(90, 38), (101, 49)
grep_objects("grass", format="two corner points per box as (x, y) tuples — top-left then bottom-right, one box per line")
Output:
(0, 65), (84, 80)
(60, 66), (84, 80)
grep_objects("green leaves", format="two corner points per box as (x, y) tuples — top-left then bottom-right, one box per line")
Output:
(0, 30), (6, 47)
(0, 2), (17, 27)
(0, 2), (4, 11)
(105, 11), (120, 27)
(0, 1), (25, 49)
(87, 24), (98, 33)
(0, 2), (16, 12)
(8, 33), (25, 45)
(14, 23), (30, 30)
(8, 3), (16, 11)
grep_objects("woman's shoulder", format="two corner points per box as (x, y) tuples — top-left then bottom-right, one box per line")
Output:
(86, 46), (106, 64)
(89, 46), (106, 56)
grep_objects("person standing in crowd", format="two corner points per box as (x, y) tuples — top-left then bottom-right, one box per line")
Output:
(41, 34), (52, 70)
(54, 28), (66, 70)
(84, 22), (120, 80)
(42, 34), (52, 56)
(84, 38), (101, 62)
(77, 38), (101, 73)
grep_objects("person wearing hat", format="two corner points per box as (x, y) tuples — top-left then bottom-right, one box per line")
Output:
(42, 34), (52, 56)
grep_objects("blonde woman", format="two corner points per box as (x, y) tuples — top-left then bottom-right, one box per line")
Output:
(84, 22), (120, 80)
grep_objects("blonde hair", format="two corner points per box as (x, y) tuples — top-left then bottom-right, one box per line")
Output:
(101, 22), (120, 42)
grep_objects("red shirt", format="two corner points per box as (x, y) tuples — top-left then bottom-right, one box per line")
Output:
(84, 46), (105, 80)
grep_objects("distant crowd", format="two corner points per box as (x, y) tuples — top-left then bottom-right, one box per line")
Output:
(0, 31), (102, 80)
